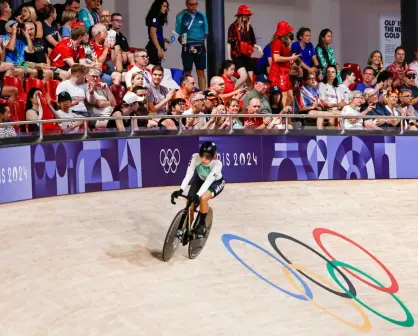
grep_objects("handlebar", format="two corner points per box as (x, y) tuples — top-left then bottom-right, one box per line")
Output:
(171, 193), (188, 205)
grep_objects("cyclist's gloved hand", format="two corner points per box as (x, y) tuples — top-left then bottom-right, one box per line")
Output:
(191, 194), (200, 207)
(171, 189), (183, 199)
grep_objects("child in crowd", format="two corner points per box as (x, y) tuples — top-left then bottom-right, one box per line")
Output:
(50, 91), (84, 132)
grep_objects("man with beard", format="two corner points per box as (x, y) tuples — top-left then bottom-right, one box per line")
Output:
(0, 103), (16, 138)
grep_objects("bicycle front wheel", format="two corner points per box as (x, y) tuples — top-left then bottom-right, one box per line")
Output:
(162, 209), (186, 262)
(188, 208), (213, 259)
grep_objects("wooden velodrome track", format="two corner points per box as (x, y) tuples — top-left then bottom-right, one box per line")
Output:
(0, 180), (417, 335)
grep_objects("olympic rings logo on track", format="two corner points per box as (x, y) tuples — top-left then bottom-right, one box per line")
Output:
(159, 149), (180, 174)
(222, 228), (415, 331)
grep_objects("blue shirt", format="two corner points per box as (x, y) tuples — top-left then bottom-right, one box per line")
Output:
(355, 82), (375, 94)
(148, 16), (164, 40)
(1, 34), (27, 65)
(175, 10), (208, 43)
(60, 25), (71, 39)
(256, 44), (271, 73)
(291, 41), (316, 67)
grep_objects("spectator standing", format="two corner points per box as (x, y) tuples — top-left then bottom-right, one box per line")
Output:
(175, 0), (208, 91)
(125, 49), (152, 89)
(173, 74), (195, 109)
(291, 27), (319, 75)
(42, 4), (61, 51)
(0, 103), (16, 138)
(386, 46), (408, 88)
(78, 0), (100, 32)
(218, 60), (246, 102)
(256, 43), (271, 75)
(145, 0), (170, 67)
(242, 74), (271, 113)
(59, 10), (77, 39)
(227, 5), (262, 89)
(354, 66), (375, 94)
(269, 21), (299, 108)
(0, 0), (12, 35)
(315, 28), (342, 84)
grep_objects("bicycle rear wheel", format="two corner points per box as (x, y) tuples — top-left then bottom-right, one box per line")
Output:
(162, 209), (186, 262)
(188, 208), (213, 259)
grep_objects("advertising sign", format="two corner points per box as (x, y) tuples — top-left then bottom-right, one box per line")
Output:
(200, 135), (263, 183)
(141, 137), (199, 187)
(0, 146), (32, 203)
(379, 15), (402, 68)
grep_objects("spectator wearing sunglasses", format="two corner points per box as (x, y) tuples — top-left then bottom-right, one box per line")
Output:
(400, 69), (418, 110)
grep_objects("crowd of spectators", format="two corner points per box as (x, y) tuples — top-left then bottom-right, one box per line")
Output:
(0, 0), (417, 138)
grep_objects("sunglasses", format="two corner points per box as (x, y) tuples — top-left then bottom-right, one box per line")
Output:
(407, 75), (416, 79)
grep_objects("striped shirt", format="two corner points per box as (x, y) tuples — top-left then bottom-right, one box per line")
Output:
(0, 125), (16, 138)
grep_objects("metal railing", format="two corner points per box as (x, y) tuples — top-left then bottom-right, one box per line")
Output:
(1, 113), (416, 143)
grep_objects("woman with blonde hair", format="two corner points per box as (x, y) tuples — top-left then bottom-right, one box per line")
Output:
(60, 10), (77, 39)
(17, 6), (43, 38)
(128, 72), (145, 91)
(227, 5), (263, 89)
(203, 104), (228, 130)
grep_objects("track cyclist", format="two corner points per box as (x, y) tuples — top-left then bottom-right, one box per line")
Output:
(171, 141), (225, 238)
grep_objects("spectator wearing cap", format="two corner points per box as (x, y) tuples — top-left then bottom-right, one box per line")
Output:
(175, 0), (208, 91)
(0, 0), (12, 35)
(173, 74), (195, 110)
(106, 91), (141, 131)
(315, 29), (342, 84)
(55, 0), (81, 26)
(400, 69), (418, 109)
(227, 5), (262, 89)
(386, 46), (408, 88)
(1, 19), (35, 67)
(269, 21), (300, 107)
(78, 0), (100, 32)
(60, 10), (77, 39)
(13, 0), (49, 22)
(265, 85), (292, 129)
(0, 103), (16, 138)
(132, 85), (152, 128)
(183, 91), (206, 129)
(242, 74), (271, 114)
(49, 25), (87, 72)
(291, 27), (320, 76)
(145, 0), (170, 66)
(50, 91), (84, 132)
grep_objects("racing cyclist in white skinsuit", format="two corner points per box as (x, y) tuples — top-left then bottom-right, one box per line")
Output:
(171, 141), (225, 237)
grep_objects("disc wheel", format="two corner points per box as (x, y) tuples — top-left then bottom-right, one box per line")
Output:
(162, 209), (186, 262)
(188, 208), (213, 259)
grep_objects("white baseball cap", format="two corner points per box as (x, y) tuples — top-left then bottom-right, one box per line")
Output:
(123, 91), (144, 104)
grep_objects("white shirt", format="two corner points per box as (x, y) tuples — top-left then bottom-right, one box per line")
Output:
(56, 80), (88, 113)
(409, 61), (418, 87)
(337, 83), (352, 104)
(183, 108), (206, 129)
(54, 110), (82, 132)
(180, 153), (223, 196)
(341, 105), (363, 129)
(92, 88), (113, 117)
(318, 82), (341, 110)
(125, 65), (151, 89)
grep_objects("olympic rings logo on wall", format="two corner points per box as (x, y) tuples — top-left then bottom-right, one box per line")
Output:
(222, 228), (415, 331)
(159, 149), (180, 174)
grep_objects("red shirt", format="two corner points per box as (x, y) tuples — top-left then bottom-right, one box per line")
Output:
(269, 39), (292, 75)
(90, 40), (110, 64)
(222, 74), (235, 96)
(386, 62), (408, 83)
(244, 110), (264, 127)
(50, 39), (86, 69)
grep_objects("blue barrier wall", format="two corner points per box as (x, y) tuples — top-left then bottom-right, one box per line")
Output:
(1, 135), (417, 204)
